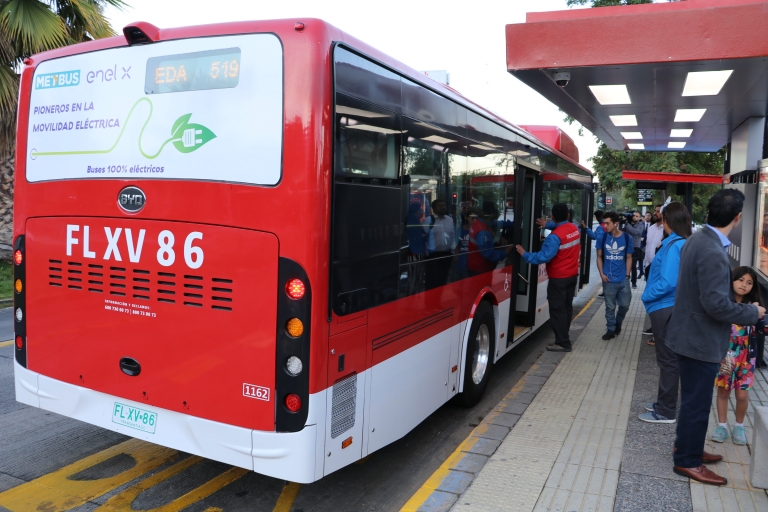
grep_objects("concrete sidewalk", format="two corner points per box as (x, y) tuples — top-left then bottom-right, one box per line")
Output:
(436, 281), (768, 511)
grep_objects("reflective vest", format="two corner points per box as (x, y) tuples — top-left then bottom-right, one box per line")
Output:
(547, 222), (580, 279)
(468, 219), (497, 274)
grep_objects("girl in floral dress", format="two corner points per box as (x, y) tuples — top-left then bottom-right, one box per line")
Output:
(711, 267), (765, 445)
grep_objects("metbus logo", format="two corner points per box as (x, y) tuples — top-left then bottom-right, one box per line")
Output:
(35, 70), (80, 89)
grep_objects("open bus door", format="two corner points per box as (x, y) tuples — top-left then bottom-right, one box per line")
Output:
(509, 165), (539, 343)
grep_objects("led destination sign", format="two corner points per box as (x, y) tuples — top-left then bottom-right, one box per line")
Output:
(145, 48), (241, 94)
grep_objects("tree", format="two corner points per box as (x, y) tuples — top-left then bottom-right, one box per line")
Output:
(0, 0), (127, 151)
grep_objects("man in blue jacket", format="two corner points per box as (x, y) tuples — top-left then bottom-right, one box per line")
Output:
(639, 202), (690, 425)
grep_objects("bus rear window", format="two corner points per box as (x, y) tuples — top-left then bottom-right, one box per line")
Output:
(26, 34), (282, 185)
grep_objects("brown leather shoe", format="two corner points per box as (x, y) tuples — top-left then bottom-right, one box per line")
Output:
(673, 465), (727, 485)
(700, 450), (723, 463)
(673, 447), (723, 463)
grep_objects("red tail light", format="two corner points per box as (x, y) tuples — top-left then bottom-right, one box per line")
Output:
(285, 393), (302, 412)
(14, 250), (22, 265)
(285, 278), (306, 300)
(15, 336), (22, 349)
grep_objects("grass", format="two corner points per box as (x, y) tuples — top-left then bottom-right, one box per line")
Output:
(0, 261), (12, 300)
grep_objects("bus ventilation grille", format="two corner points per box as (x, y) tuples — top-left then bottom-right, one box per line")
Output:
(331, 373), (357, 439)
(48, 259), (233, 312)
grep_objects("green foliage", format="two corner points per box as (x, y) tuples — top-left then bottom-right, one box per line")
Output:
(0, 0), (128, 151)
(0, 260), (12, 299)
(591, 142), (725, 223)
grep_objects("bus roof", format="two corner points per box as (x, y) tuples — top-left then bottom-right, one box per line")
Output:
(23, 18), (592, 179)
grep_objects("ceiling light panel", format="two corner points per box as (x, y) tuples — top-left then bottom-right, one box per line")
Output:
(668, 142), (686, 149)
(589, 85), (631, 105)
(674, 109), (706, 122)
(627, 144), (645, 150)
(621, 132), (643, 140)
(670, 129), (693, 138)
(682, 70), (733, 97)
(609, 115), (638, 127)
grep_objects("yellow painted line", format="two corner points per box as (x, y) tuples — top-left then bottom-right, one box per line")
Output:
(0, 340), (13, 347)
(401, 291), (599, 511)
(0, 439), (178, 512)
(272, 482), (301, 512)
(96, 455), (248, 511)
(573, 295), (597, 321)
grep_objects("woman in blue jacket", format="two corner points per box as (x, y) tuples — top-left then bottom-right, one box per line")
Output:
(639, 202), (692, 424)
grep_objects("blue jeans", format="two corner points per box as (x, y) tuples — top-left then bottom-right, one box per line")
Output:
(603, 279), (631, 332)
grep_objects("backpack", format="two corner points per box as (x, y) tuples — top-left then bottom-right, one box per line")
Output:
(599, 231), (633, 263)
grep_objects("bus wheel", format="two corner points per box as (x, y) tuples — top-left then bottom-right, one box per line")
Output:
(458, 301), (495, 407)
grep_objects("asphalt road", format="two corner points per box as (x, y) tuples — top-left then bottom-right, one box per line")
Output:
(0, 308), (12, 342)
(0, 253), (600, 512)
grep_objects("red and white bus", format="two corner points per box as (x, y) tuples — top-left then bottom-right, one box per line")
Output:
(13, 19), (593, 482)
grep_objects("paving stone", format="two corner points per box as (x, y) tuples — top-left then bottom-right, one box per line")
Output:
(416, 490), (458, 512)
(613, 472), (692, 512)
(464, 437), (500, 457)
(494, 401), (528, 416)
(450, 453), (488, 474)
(619, 448), (687, 482)
(475, 424), (510, 441)
(435, 470), (474, 495)
(488, 412), (520, 429)
(511, 392), (536, 405)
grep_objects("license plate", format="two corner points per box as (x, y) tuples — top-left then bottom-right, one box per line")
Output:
(112, 402), (158, 434)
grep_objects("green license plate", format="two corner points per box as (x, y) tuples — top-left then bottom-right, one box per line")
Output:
(112, 402), (158, 434)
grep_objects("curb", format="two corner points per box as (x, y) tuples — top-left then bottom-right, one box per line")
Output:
(400, 294), (602, 512)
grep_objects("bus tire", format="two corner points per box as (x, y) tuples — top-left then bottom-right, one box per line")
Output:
(457, 301), (495, 407)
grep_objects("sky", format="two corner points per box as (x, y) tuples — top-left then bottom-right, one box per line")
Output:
(103, 0), (599, 170)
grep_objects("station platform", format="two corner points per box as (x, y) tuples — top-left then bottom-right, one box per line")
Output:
(404, 281), (768, 512)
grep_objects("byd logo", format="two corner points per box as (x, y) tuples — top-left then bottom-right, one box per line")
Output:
(118, 186), (145, 213)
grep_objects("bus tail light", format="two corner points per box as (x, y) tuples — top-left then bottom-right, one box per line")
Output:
(285, 394), (302, 412)
(13, 235), (27, 367)
(286, 278), (306, 300)
(286, 356), (303, 376)
(285, 318), (304, 337)
(275, 258), (311, 432)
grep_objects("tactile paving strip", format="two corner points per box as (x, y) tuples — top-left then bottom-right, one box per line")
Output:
(455, 287), (647, 512)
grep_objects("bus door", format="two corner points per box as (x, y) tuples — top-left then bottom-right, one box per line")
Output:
(579, 188), (594, 289)
(510, 166), (538, 342)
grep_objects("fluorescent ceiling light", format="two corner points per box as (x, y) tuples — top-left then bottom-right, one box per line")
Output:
(589, 85), (631, 105)
(668, 141), (686, 149)
(627, 143), (645, 150)
(336, 105), (389, 118)
(610, 115), (638, 127)
(674, 109), (706, 122)
(421, 135), (456, 144)
(682, 70), (733, 96)
(345, 124), (403, 135)
(621, 132), (643, 140)
(670, 129), (693, 138)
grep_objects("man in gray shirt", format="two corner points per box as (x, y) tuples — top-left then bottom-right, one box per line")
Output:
(623, 211), (645, 289)
(667, 189), (765, 485)
(424, 199), (456, 289)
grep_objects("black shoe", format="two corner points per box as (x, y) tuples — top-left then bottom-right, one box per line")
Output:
(547, 345), (572, 352)
(642, 327), (653, 335)
(632, 284), (638, 289)
(598, 292), (605, 297)
(602, 331), (616, 340)
(615, 324), (622, 335)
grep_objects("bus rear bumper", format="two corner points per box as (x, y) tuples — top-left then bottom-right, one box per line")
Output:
(14, 361), (325, 483)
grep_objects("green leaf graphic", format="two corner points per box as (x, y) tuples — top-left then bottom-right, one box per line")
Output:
(171, 114), (193, 138)
(172, 122), (217, 154)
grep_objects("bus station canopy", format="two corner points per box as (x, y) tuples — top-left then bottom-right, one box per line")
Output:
(506, 0), (768, 153)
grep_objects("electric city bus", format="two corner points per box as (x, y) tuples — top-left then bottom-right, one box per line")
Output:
(13, 18), (593, 482)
